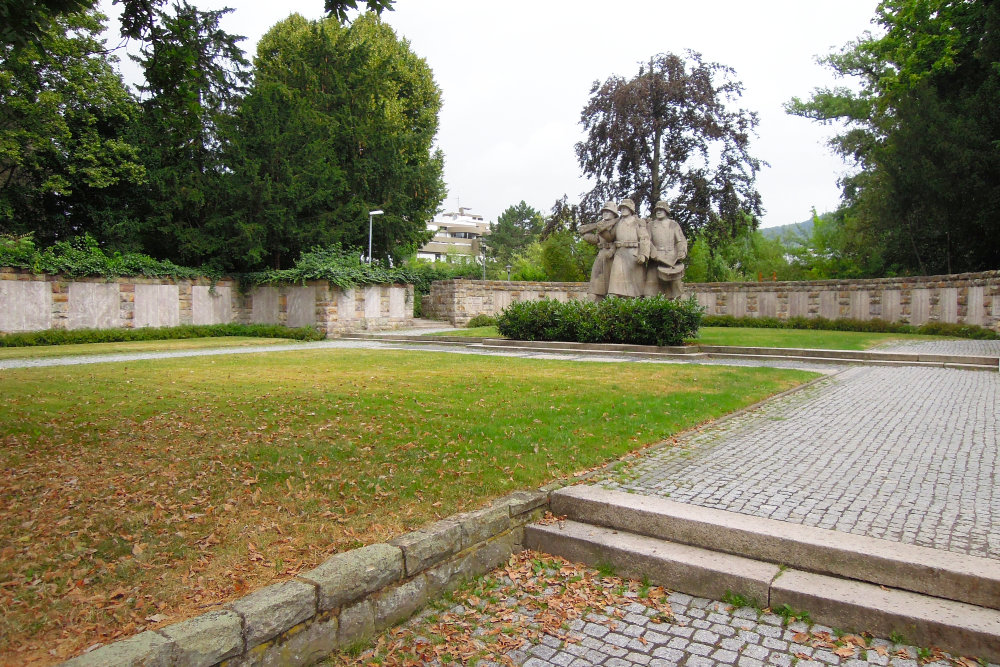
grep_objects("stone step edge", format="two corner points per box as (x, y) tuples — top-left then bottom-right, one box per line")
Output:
(341, 335), (998, 369)
(550, 485), (1000, 611)
(525, 520), (1000, 663)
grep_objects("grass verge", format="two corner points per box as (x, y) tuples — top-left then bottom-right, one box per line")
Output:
(0, 336), (298, 360)
(428, 325), (949, 351)
(0, 349), (813, 664)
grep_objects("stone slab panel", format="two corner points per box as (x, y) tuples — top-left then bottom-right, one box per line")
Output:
(787, 292), (808, 318)
(493, 290), (512, 311)
(910, 288), (931, 325)
(819, 290), (838, 319)
(227, 580), (316, 648)
(133, 284), (179, 328)
(335, 287), (355, 322)
(251, 287), (279, 324)
(61, 630), (173, 666)
(695, 291), (716, 315)
(526, 520), (777, 605)
(285, 286), (316, 328)
(388, 286), (406, 318)
(758, 292), (777, 318)
(158, 610), (242, 666)
(849, 290), (869, 320)
(966, 286), (985, 325)
(882, 290), (901, 322)
(940, 287), (958, 323)
(299, 543), (403, 611)
(363, 285), (380, 319)
(771, 569), (1000, 663)
(729, 292), (746, 318)
(0, 279), (51, 332)
(192, 285), (233, 325)
(67, 282), (118, 330)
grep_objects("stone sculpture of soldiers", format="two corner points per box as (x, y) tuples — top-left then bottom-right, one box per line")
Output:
(642, 200), (688, 299)
(606, 199), (650, 298)
(579, 201), (619, 300)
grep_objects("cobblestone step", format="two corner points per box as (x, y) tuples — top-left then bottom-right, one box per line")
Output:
(525, 518), (1000, 662)
(549, 486), (1000, 610)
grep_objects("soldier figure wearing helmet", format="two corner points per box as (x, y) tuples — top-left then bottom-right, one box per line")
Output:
(605, 198), (650, 298)
(579, 201), (619, 299)
(642, 200), (688, 299)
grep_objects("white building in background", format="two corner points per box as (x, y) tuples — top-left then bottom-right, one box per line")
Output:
(416, 208), (490, 262)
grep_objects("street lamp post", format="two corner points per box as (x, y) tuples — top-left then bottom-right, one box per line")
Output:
(368, 210), (384, 263)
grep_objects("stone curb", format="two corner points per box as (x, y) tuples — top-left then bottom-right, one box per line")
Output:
(61, 489), (550, 667)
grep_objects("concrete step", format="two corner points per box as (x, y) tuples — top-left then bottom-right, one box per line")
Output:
(525, 519), (1000, 662)
(550, 486), (1000, 610)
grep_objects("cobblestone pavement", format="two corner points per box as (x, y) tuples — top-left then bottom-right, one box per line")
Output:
(874, 339), (1000, 356)
(599, 365), (1000, 560)
(331, 552), (997, 667)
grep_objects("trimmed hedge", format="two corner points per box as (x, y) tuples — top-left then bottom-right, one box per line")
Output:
(497, 296), (703, 347)
(702, 314), (999, 340)
(466, 314), (497, 328)
(0, 323), (325, 348)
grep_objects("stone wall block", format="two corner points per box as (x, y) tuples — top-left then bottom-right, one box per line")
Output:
(336, 599), (374, 648)
(227, 580), (316, 649)
(458, 504), (511, 550)
(61, 630), (173, 667)
(452, 529), (522, 582)
(157, 610), (242, 666)
(233, 612), (338, 667)
(389, 519), (462, 576)
(299, 543), (403, 612)
(501, 489), (549, 518)
(373, 575), (429, 631)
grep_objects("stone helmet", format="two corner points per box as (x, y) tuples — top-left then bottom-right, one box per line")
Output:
(653, 200), (670, 214)
(600, 201), (619, 217)
(618, 199), (636, 214)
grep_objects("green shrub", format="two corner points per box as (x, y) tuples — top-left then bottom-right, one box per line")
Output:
(466, 314), (497, 328)
(496, 296), (703, 347)
(0, 323), (324, 348)
(701, 314), (998, 339)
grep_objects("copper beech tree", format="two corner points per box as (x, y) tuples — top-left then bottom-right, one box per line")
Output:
(576, 51), (765, 243)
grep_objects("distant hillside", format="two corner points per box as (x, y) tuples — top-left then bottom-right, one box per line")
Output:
(760, 218), (814, 241)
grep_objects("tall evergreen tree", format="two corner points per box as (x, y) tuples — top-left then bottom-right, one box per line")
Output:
(129, 0), (250, 267)
(224, 12), (444, 269)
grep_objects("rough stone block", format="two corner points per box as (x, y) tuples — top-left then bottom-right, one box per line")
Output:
(337, 598), (374, 648)
(227, 579), (316, 648)
(374, 575), (429, 630)
(453, 529), (522, 582)
(389, 519), (462, 576)
(61, 631), (173, 666)
(458, 504), (511, 549)
(158, 610), (242, 666)
(502, 489), (549, 518)
(299, 543), (403, 611)
(233, 612), (338, 667)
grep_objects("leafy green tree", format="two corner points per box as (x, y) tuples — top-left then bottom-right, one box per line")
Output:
(0, 9), (144, 243)
(224, 12), (444, 269)
(484, 201), (543, 266)
(128, 0), (250, 267)
(787, 0), (1000, 275)
(576, 51), (765, 241)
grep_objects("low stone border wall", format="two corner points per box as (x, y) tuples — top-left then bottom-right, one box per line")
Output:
(0, 269), (414, 335)
(63, 489), (549, 666)
(423, 271), (1000, 332)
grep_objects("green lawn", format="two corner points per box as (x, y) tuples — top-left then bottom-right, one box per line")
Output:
(430, 325), (947, 351)
(0, 336), (297, 360)
(0, 349), (814, 663)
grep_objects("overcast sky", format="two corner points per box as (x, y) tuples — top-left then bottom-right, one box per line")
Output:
(99, 0), (882, 228)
